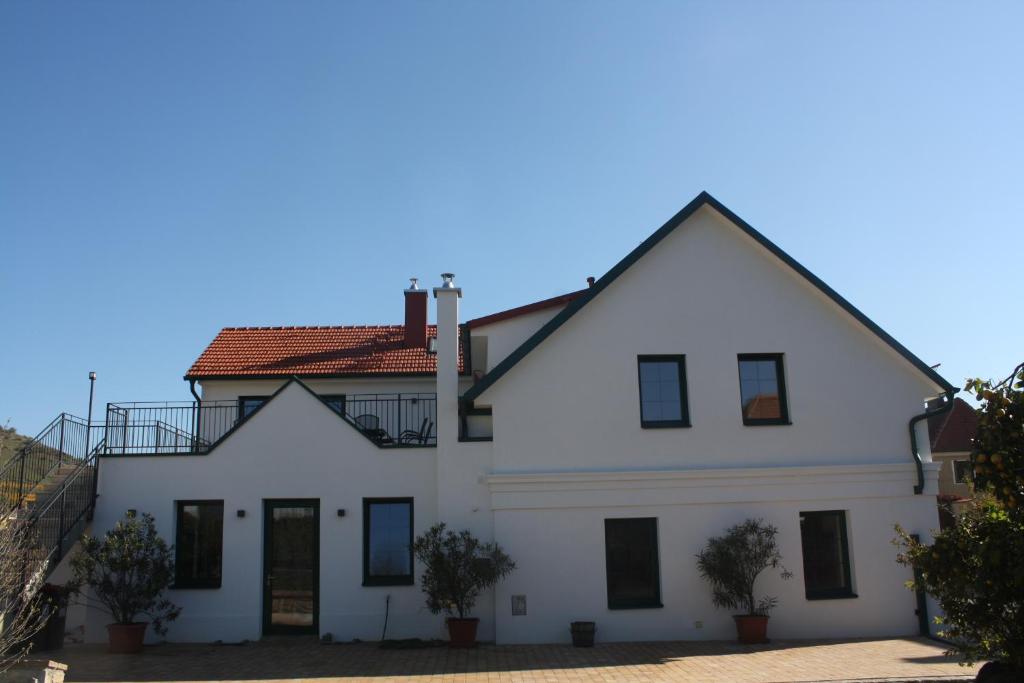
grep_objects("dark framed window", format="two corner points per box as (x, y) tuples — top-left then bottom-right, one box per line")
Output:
(238, 396), (269, 421)
(799, 510), (855, 600)
(737, 354), (790, 425)
(604, 518), (662, 609)
(174, 500), (224, 589)
(637, 355), (690, 428)
(321, 394), (346, 414)
(363, 498), (414, 586)
(952, 460), (971, 484)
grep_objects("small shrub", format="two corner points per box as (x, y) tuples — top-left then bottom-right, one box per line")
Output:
(67, 511), (181, 634)
(696, 518), (791, 616)
(412, 524), (515, 619)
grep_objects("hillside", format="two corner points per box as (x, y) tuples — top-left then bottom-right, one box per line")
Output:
(1, 426), (33, 468)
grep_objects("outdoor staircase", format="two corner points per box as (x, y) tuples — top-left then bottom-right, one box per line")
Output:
(1, 414), (102, 587)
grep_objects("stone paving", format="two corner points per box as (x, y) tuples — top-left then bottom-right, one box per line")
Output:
(56, 637), (979, 683)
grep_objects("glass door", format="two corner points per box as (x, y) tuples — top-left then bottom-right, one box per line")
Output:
(262, 500), (319, 635)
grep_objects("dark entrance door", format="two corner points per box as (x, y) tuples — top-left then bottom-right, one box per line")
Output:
(262, 500), (319, 635)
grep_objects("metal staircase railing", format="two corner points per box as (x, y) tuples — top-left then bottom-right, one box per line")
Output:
(25, 438), (104, 571)
(1, 414), (95, 514)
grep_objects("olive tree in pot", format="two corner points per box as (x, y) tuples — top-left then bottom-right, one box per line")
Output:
(412, 523), (515, 647)
(696, 518), (791, 644)
(67, 511), (181, 653)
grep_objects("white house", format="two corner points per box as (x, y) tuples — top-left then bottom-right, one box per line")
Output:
(75, 192), (955, 645)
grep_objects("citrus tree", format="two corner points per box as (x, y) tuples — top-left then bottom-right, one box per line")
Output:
(896, 362), (1024, 674)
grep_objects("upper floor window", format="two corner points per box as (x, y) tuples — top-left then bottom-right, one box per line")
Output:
(238, 396), (269, 420)
(321, 394), (346, 414)
(363, 498), (414, 586)
(175, 500), (224, 589)
(605, 517), (662, 609)
(953, 459), (971, 484)
(637, 356), (690, 428)
(799, 510), (855, 599)
(737, 354), (790, 425)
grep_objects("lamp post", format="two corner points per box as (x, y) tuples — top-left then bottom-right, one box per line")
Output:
(88, 374), (96, 432)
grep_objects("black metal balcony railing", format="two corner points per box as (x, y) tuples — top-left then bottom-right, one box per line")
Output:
(344, 393), (436, 447)
(102, 393), (436, 455)
(105, 401), (238, 455)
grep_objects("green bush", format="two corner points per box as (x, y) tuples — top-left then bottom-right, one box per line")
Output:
(897, 499), (1024, 669)
(412, 524), (515, 619)
(696, 518), (791, 616)
(68, 511), (181, 635)
(897, 361), (1024, 672)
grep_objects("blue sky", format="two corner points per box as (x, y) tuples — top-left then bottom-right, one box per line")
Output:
(2, 1), (1021, 434)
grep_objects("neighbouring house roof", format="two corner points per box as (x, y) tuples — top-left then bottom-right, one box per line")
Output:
(462, 191), (956, 403)
(185, 325), (465, 379)
(928, 397), (978, 453)
(466, 289), (587, 329)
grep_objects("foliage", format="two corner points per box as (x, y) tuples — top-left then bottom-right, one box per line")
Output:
(0, 516), (49, 673)
(412, 523), (515, 619)
(896, 498), (1024, 669)
(0, 423), (32, 469)
(696, 518), (792, 616)
(67, 511), (181, 635)
(964, 362), (1024, 511)
(895, 361), (1024, 672)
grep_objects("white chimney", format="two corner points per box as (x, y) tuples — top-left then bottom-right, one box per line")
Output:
(433, 273), (461, 448)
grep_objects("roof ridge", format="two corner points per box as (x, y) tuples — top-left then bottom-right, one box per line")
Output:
(220, 324), (440, 331)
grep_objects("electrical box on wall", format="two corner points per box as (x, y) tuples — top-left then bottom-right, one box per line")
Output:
(511, 595), (527, 616)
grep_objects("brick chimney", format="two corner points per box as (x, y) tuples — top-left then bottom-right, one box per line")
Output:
(404, 278), (428, 348)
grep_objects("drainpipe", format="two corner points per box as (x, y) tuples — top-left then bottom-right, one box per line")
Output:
(189, 379), (202, 454)
(908, 389), (956, 495)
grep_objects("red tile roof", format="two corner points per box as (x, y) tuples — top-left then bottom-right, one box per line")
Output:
(185, 325), (465, 379)
(928, 398), (978, 453)
(466, 289), (587, 329)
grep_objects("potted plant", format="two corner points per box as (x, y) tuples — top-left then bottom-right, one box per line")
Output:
(67, 511), (181, 653)
(696, 518), (791, 644)
(412, 523), (515, 648)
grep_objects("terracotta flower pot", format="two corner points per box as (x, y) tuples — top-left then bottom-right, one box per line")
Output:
(733, 615), (769, 644)
(107, 623), (147, 654)
(446, 617), (479, 648)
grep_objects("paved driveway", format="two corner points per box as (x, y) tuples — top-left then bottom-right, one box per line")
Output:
(57, 637), (978, 683)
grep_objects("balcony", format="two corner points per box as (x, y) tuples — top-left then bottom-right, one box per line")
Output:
(102, 393), (436, 455)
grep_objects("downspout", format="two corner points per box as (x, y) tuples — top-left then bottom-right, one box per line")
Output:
(908, 389), (956, 494)
(189, 379), (202, 454)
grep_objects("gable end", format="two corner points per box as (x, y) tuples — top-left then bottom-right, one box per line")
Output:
(463, 191), (954, 403)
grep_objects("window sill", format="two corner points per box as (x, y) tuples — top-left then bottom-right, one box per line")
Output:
(641, 421), (691, 429)
(742, 419), (792, 427)
(363, 577), (414, 587)
(608, 602), (664, 610)
(806, 591), (858, 601)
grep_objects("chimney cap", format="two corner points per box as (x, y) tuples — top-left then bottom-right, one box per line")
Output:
(405, 277), (423, 293)
(433, 272), (462, 297)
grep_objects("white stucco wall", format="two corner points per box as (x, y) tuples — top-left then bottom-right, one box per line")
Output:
(477, 205), (942, 473)
(490, 463), (940, 644)
(470, 305), (567, 373)
(88, 381), (467, 644)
